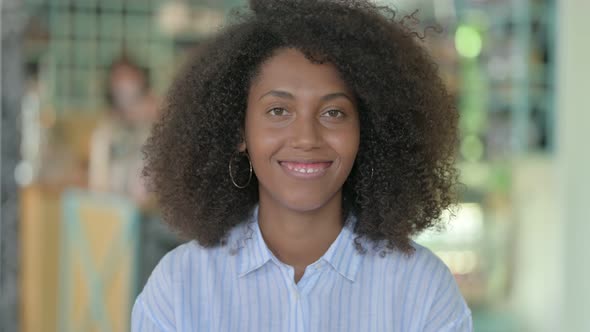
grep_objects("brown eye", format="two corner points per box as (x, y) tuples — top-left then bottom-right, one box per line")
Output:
(322, 109), (345, 118)
(267, 107), (290, 116)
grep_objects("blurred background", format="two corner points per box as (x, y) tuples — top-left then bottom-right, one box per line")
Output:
(0, 0), (588, 331)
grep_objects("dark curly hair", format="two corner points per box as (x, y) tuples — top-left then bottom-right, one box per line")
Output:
(143, 0), (459, 254)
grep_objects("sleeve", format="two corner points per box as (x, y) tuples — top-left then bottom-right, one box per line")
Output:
(422, 263), (473, 332)
(131, 250), (178, 332)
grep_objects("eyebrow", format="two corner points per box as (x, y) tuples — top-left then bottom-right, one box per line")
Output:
(258, 90), (354, 103)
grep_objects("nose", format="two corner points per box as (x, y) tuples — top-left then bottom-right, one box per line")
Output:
(289, 114), (322, 150)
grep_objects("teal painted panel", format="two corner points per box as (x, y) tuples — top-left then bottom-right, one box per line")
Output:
(58, 189), (140, 332)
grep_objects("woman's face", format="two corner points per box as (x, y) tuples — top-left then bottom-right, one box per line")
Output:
(244, 48), (360, 213)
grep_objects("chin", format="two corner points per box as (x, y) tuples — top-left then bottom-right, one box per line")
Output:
(276, 190), (340, 213)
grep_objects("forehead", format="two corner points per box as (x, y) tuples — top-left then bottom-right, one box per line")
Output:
(250, 48), (351, 93)
(111, 64), (144, 81)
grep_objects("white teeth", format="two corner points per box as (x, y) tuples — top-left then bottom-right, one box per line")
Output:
(282, 162), (326, 174)
(289, 166), (321, 174)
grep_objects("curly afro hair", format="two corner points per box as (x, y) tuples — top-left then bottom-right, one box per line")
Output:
(143, 0), (459, 254)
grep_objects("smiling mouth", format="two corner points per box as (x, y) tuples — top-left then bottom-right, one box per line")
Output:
(278, 161), (333, 178)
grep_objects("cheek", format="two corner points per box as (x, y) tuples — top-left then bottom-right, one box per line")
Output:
(246, 137), (276, 164)
(244, 114), (282, 164)
(328, 128), (360, 165)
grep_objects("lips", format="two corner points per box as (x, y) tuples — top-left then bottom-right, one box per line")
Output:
(278, 161), (333, 178)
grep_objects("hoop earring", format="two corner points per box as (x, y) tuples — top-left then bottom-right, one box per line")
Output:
(229, 151), (252, 188)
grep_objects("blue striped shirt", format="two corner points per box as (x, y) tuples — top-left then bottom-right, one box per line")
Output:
(132, 208), (472, 331)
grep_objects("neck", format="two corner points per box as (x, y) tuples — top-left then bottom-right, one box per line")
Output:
(257, 192), (344, 271)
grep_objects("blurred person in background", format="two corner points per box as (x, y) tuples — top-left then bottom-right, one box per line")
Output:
(89, 55), (158, 209)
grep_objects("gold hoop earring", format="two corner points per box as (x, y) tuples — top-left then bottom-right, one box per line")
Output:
(229, 151), (252, 188)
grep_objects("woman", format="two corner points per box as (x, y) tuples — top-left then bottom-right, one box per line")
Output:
(89, 55), (157, 207)
(133, 0), (472, 331)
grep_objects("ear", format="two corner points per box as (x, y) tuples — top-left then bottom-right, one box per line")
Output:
(237, 126), (247, 152)
(238, 141), (247, 152)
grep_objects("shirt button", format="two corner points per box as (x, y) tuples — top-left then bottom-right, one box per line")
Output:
(294, 290), (300, 300)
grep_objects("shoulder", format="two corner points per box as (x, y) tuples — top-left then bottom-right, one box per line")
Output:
(149, 239), (231, 285)
(406, 242), (473, 331)
(358, 239), (458, 300)
(397, 241), (465, 303)
(360, 241), (472, 331)
(159, 240), (206, 270)
(407, 241), (451, 274)
(140, 218), (253, 289)
(365, 239), (450, 276)
(136, 240), (205, 303)
(131, 240), (230, 331)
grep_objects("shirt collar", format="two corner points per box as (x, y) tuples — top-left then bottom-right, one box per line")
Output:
(234, 206), (273, 277)
(233, 205), (363, 282)
(320, 215), (363, 282)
